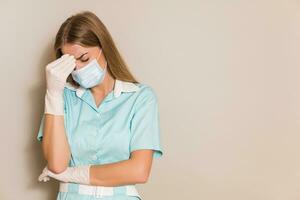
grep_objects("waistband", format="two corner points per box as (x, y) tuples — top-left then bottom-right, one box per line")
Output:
(59, 182), (141, 199)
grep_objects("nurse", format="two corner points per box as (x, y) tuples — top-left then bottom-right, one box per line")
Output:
(36, 11), (163, 200)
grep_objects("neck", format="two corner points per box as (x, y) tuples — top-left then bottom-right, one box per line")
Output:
(90, 72), (115, 96)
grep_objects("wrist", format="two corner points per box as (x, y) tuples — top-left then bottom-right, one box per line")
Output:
(44, 89), (64, 115)
(70, 165), (91, 185)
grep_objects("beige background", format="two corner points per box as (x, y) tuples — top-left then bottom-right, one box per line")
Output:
(0, 0), (299, 199)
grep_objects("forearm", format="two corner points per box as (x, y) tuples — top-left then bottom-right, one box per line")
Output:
(89, 155), (152, 187)
(42, 114), (71, 173)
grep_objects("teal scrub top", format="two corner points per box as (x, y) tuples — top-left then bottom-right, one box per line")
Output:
(36, 79), (163, 168)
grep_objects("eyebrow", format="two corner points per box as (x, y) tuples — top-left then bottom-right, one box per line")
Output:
(75, 52), (88, 60)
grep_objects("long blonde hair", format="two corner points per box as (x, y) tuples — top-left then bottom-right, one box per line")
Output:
(54, 10), (139, 87)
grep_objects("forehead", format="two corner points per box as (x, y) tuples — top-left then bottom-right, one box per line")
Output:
(61, 43), (90, 55)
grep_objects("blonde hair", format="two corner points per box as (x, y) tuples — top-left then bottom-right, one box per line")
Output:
(54, 10), (139, 87)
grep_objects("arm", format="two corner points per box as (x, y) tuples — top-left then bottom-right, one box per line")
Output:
(89, 87), (162, 186)
(41, 54), (76, 173)
(89, 149), (154, 186)
(42, 114), (71, 173)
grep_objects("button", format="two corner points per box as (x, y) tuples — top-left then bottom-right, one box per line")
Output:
(96, 113), (100, 117)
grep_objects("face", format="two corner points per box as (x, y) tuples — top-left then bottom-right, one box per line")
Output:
(61, 43), (105, 70)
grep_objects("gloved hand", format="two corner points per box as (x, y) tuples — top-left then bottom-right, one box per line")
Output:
(44, 54), (76, 115)
(38, 165), (91, 185)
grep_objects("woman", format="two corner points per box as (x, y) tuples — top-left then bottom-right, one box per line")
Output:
(36, 11), (163, 200)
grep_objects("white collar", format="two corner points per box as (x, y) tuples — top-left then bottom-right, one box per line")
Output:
(65, 79), (140, 98)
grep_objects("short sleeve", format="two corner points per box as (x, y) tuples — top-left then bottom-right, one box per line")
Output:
(129, 86), (163, 158)
(36, 114), (45, 142)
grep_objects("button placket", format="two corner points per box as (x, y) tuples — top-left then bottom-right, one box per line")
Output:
(91, 112), (102, 162)
(93, 112), (101, 137)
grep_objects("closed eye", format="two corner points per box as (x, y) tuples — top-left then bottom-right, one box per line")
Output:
(81, 58), (89, 62)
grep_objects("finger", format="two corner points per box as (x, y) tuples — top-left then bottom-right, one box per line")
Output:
(61, 54), (69, 58)
(52, 59), (76, 77)
(43, 176), (50, 182)
(38, 167), (50, 181)
(50, 55), (75, 70)
(38, 173), (47, 182)
(51, 55), (75, 70)
(48, 54), (71, 68)
(50, 60), (75, 79)
(53, 57), (76, 77)
(61, 60), (76, 77)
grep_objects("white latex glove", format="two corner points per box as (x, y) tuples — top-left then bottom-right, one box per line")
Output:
(44, 54), (76, 115)
(38, 165), (91, 185)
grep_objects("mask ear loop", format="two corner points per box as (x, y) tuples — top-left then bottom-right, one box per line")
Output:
(97, 48), (108, 71)
(97, 48), (108, 83)
(96, 48), (102, 60)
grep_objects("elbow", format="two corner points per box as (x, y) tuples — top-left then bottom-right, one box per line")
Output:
(129, 151), (153, 184)
(47, 165), (67, 174)
(46, 154), (71, 174)
(46, 154), (70, 173)
(135, 167), (150, 184)
(136, 175), (149, 184)
(138, 175), (149, 183)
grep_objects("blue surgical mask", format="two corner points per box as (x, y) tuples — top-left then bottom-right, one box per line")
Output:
(71, 49), (107, 89)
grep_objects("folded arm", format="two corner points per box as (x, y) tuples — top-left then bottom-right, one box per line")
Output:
(89, 149), (154, 186)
